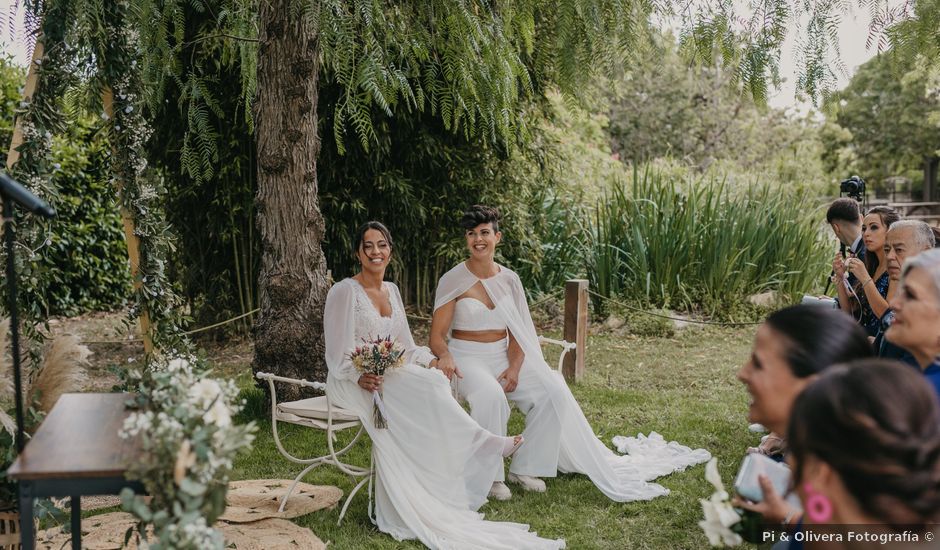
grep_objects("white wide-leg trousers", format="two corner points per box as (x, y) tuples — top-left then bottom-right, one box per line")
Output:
(449, 338), (564, 480)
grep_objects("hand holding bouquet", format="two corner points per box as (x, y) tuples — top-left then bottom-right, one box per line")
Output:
(350, 336), (406, 428)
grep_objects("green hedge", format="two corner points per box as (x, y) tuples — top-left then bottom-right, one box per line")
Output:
(29, 123), (132, 315)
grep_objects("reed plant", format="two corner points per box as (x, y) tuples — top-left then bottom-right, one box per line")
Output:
(585, 166), (829, 318)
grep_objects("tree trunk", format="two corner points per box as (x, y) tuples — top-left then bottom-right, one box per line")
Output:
(253, 0), (329, 395)
(925, 155), (939, 202)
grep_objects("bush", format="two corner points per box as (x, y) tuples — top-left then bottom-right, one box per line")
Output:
(586, 166), (828, 319)
(628, 309), (676, 338)
(0, 56), (129, 316)
(20, 120), (132, 316)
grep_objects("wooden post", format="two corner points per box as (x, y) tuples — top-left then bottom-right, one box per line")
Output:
(103, 89), (153, 354)
(562, 279), (588, 383)
(5, 41), (44, 171)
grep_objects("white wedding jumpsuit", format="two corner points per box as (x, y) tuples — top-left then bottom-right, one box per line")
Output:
(325, 278), (565, 549)
(435, 263), (712, 501)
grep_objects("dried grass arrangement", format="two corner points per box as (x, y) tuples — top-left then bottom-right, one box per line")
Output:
(0, 318), (91, 510)
(0, 319), (91, 419)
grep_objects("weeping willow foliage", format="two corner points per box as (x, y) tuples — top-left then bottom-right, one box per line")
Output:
(676, 0), (927, 104)
(121, 0), (938, 188)
(131, 0), (660, 180)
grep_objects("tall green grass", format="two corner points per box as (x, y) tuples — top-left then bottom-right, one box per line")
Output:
(583, 167), (829, 318)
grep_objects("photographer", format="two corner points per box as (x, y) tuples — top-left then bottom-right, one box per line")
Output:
(826, 199), (865, 315)
(826, 198), (866, 262)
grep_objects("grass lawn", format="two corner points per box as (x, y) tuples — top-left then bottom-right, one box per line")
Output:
(231, 324), (760, 549)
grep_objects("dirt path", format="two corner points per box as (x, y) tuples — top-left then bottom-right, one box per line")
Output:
(47, 310), (253, 390)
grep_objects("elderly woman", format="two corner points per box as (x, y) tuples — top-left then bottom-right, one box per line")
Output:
(734, 305), (873, 526)
(886, 248), (940, 398)
(786, 360), (940, 548)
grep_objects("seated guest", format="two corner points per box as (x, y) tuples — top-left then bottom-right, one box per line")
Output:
(886, 248), (940, 399)
(734, 305), (873, 526)
(786, 360), (940, 546)
(874, 221), (936, 367)
(841, 206), (899, 337)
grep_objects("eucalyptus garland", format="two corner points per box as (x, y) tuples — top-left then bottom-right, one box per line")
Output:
(99, 4), (257, 547)
(120, 355), (254, 549)
(99, 0), (191, 356)
(4, 0), (76, 358)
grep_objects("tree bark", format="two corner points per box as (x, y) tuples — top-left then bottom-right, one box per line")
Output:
(253, 0), (329, 395)
(925, 155), (939, 202)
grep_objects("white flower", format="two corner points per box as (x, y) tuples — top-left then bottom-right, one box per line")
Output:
(204, 399), (231, 427)
(188, 379), (232, 427)
(699, 499), (744, 547)
(167, 357), (189, 372)
(698, 458), (742, 547)
(705, 456), (728, 498)
(189, 378), (221, 404)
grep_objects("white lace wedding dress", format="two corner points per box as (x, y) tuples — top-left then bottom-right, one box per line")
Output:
(324, 278), (565, 550)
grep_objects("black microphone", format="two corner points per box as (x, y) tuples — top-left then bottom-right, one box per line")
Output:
(0, 171), (56, 218)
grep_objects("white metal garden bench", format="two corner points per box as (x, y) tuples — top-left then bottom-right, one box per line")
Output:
(255, 372), (373, 526)
(538, 335), (577, 373)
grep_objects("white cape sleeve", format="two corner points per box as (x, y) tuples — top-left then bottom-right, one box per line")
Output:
(433, 263), (478, 312)
(324, 280), (360, 381)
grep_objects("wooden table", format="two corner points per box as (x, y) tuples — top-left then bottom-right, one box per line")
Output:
(6, 393), (144, 550)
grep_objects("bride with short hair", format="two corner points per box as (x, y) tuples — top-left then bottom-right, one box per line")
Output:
(324, 221), (565, 549)
(429, 206), (711, 502)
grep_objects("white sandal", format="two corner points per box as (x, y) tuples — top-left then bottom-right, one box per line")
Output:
(502, 435), (525, 458)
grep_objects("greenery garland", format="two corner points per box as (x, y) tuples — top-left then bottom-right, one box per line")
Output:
(5, 0), (76, 357)
(120, 355), (254, 549)
(2, 1), (257, 544)
(99, 0), (190, 355)
(97, 2), (256, 546)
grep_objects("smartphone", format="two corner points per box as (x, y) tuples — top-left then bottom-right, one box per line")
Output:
(801, 295), (838, 309)
(733, 453), (792, 503)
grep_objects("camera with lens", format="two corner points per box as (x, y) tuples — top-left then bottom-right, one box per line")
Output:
(840, 175), (865, 201)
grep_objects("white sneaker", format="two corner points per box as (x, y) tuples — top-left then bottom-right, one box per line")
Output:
(488, 481), (512, 501)
(748, 423), (768, 433)
(508, 473), (546, 493)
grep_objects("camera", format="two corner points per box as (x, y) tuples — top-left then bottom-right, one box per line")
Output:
(840, 175), (865, 201)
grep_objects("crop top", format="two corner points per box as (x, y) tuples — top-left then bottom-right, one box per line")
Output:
(451, 298), (508, 331)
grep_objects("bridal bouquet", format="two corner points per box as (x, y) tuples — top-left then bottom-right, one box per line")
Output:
(350, 336), (406, 428)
